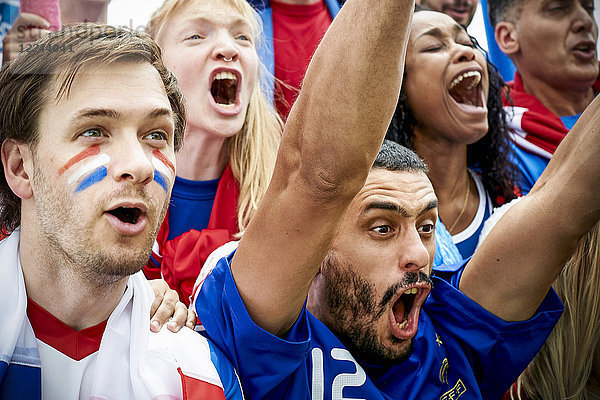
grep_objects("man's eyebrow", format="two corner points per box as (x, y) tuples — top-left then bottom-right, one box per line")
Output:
(361, 199), (438, 218)
(419, 200), (439, 215)
(72, 107), (172, 121)
(362, 202), (410, 218)
(146, 108), (174, 120)
(73, 108), (120, 120)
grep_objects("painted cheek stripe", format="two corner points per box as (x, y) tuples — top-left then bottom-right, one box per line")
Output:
(75, 166), (108, 193)
(60, 146), (110, 193)
(152, 157), (174, 183)
(153, 170), (169, 193)
(152, 150), (175, 175)
(67, 153), (111, 185)
(59, 145), (100, 175)
(152, 151), (175, 194)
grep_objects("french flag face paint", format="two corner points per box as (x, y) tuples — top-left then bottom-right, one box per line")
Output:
(152, 150), (175, 193)
(59, 145), (110, 193)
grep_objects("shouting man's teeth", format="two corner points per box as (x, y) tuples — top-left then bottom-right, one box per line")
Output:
(574, 42), (592, 50)
(394, 287), (418, 332)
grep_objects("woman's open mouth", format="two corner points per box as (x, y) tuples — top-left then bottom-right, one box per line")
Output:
(210, 71), (239, 109)
(448, 70), (484, 108)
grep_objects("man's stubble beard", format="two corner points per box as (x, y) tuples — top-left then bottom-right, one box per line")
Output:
(320, 252), (418, 365)
(31, 159), (169, 287)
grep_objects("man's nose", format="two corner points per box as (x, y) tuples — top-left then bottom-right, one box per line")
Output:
(110, 137), (154, 187)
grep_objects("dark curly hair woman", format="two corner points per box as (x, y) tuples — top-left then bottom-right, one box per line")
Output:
(386, 8), (520, 259)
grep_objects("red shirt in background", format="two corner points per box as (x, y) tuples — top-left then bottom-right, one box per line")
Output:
(271, 0), (332, 119)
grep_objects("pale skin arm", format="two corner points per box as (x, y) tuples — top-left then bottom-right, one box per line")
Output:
(461, 95), (600, 321)
(231, 0), (415, 336)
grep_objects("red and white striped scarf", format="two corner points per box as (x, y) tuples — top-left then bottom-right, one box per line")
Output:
(0, 229), (230, 399)
(503, 67), (600, 160)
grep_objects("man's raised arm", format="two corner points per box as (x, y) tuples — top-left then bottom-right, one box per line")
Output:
(231, 0), (415, 335)
(461, 95), (600, 321)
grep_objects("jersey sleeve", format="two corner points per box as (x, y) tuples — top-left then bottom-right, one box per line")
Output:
(194, 252), (312, 399)
(429, 261), (563, 399)
(205, 340), (244, 400)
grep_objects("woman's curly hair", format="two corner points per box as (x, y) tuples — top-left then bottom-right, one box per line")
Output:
(386, 33), (521, 207)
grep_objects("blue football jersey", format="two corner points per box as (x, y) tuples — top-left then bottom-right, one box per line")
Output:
(511, 143), (550, 196)
(196, 253), (563, 399)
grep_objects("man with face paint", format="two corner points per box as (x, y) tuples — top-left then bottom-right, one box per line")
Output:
(192, 0), (600, 397)
(0, 25), (242, 399)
